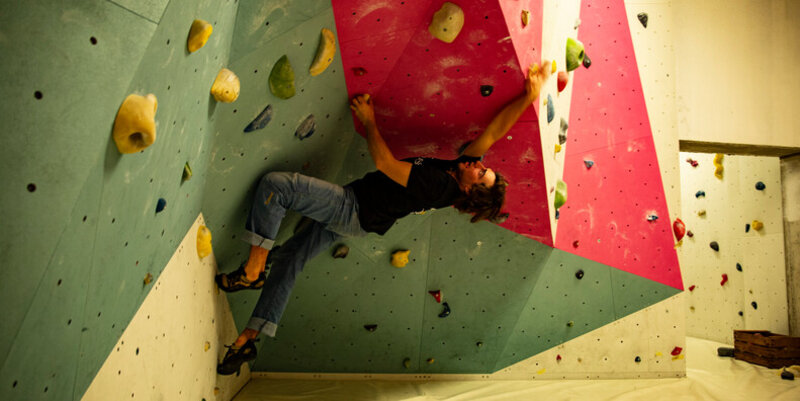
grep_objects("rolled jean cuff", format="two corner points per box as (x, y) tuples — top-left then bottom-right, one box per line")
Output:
(242, 230), (274, 250)
(247, 317), (278, 337)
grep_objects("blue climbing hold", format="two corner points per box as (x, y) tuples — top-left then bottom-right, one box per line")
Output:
(751, 301), (758, 310)
(710, 241), (719, 251)
(480, 85), (493, 97)
(575, 269), (584, 279)
(755, 181), (765, 190)
(695, 190), (705, 198)
(584, 160), (594, 169)
(438, 302), (451, 318)
(555, 210), (560, 220)
(546, 94), (554, 123)
(736, 263), (742, 272)
(635, 356), (641, 363)
(647, 215), (658, 222)
(156, 198), (166, 213)
(745, 223), (751, 233)
(244, 104), (273, 132)
(295, 114), (316, 140)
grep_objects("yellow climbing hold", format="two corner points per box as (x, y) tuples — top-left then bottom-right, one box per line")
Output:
(551, 60), (557, 73)
(187, 19), (213, 53)
(713, 153), (724, 179)
(521, 10), (530, 27)
(210, 68), (240, 103)
(204, 341), (211, 351)
(197, 225), (212, 258)
(113, 93), (158, 154)
(143, 273), (153, 286)
(537, 368), (546, 375)
(429, 2), (464, 43)
(672, 354), (685, 361)
(426, 357), (435, 364)
(655, 351), (663, 357)
(751, 220), (764, 231)
(554, 180), (568, 209)
(555, 143), (562, 154)
(309, 28), (336, 76)
(391, 250), (410, 268)
(697, 209), (706, 216)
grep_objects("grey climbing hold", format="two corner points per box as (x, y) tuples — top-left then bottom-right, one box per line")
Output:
(717, 347), (735, 357)
(244, 104), (273, 132)
(156, 198), (166, 213)
(480, 85), (493, 97)
(755, 181), (765, 190)
(637, 12), (648, 28)
(558, 133), (567, 145)
(333, 244), (349, 258)
(736, 263), (742, 272)
(438, 302), (451, 318)
(575, 269), (584, 279)
(695, 190), (705, 198)
(559, 118), (569, 141)
(584, 160), (594, 169)
(709, 241), (719, 251)
(295, 114), (316, 140)
(547, 94), (554, 123)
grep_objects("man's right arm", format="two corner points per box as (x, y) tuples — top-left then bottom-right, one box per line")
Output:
(351, 94), (412, 187)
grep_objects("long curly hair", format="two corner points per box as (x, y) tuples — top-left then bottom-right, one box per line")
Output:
(453, 172), (509, 223)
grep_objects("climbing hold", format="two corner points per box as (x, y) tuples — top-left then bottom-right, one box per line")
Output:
(403, 358), (411, 369)
(295, 114), (316, 140)
(697, 209), (706, 216)
(687, 230), (694, 238)
(574, 18), (581, 29)
(364, 324), (378, 332)
(751, 301), (758, 309)
(211, 68), (240, 103)
(546, 94), (554, 123)
(716, 347), (735, 357)
(427, 358), (435, 364)
(558, 133), (567, 145)
(332, 244), (349, 259)
(582, 53), (592, 69)
(688, 285), (696, 291)
(551, 60), (557, 74)
(755, 181), (765, 190)
(635, 356), (642, 363)
(196, 225), (212, 258)
(720, 274), (728, 286)
(438, 302), (451, 318)
(428, 290), (442, 303)
(429, 2), (464, 43)
(352, 67), (367, 76)
(713, 153), (724, 179)
(572, 240), (579, 248)
(556, 354), (562, 362)
(695, 190), (705, 198)
(671, 346), (683, 356)
(736, 263), (742, 272)
(156, 198), (167, 213)
(480, 85), (493, 97)
(476, 341), (483, 347)
(182, 162), (192, 182)
(560, 117), (569, 133)
(745, 223), (750, 233)
(584, 160), (594, 169)
(647, 214), (658, 222)
(673, 218), (686, 241)
(709, 241), (719, 251)
(557, 71), (569, 93)
(751, 220), (763, 231)
(566, 38), (585, 71)
(391, 249), (410, 267)
(554, 180), (567, 209)
(309, 28), (336, 76)
(204, 341), (211, 352)
(637, 12), (648, 28)
(143, 273), (153, 286)
(269, 55), (296, 99)
(537, 368), (547, 375)
(187, 19), (213, 53)
(521, 10), (530, 27)
(554, 144), (562, 154)
(738, 311), (743, 316)
(575, 269), (584, 279)
(686, 158), (698, 167)
(112, 93), (158, 154)
(566, 321), (574, 327)
(555, 210), (560, 220)
(781, 370), (795, 381)
(244, 104), (273, 132)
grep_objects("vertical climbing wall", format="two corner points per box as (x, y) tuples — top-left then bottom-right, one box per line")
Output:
(680, 152), (788, 344)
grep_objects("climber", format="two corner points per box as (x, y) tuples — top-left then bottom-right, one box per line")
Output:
(214, 61), (552, 375)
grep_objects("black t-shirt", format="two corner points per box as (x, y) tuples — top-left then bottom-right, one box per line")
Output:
(347, 155), (481, 234)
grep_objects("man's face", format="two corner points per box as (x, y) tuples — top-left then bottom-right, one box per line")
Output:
(457, 160), (496, 193)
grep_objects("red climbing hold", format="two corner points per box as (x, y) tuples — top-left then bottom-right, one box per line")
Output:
(556, 354), (562, 362)
(671, 346), (683, 356)
(428, 290), (442, 303)
(557, 71), (568, 93)
(688, 285), (696, 291)
(686, 158), (698, 167)
(720, 274), (728, 286)
(352, 67), (367, 76)
(673, 218), (686, 241)
(572, 240), (579, 248)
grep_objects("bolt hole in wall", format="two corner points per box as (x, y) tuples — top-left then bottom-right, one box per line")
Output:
(679, 151), (789, 344)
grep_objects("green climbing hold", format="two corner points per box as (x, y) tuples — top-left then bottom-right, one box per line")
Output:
(182, 162), (192, 182)
(566, 38), (585, 71)
(554, 180), (568, 209)
(269, 55), (296, 99)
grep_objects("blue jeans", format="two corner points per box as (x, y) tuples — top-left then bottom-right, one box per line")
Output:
(242, 172), (367, 337)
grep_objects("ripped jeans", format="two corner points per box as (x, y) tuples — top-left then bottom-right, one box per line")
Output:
(241, 172), (367, 337)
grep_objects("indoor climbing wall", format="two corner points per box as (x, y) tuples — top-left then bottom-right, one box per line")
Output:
(82, 216), (248, 401)
(679, 152), (788, 344)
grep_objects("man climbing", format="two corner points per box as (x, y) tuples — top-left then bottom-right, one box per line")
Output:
(214, 61), (551, 375)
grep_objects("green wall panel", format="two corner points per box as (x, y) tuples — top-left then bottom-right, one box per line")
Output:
(0, 0), (156, 373)
(610, 267), (681, 321)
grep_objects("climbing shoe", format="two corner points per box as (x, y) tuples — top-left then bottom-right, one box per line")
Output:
(215, 263), (265, 293)
(217, 339), (258, 375)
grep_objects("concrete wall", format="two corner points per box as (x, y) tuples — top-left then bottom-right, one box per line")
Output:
(782, 154), (800, 336)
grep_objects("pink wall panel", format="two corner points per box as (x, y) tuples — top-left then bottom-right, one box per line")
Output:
(333, 0), (551, 244)
(555, 0), (682, 290)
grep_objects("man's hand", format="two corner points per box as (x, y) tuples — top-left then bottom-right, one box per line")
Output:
(525, 61), (552, 102)
(350, 94), (376, 128)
